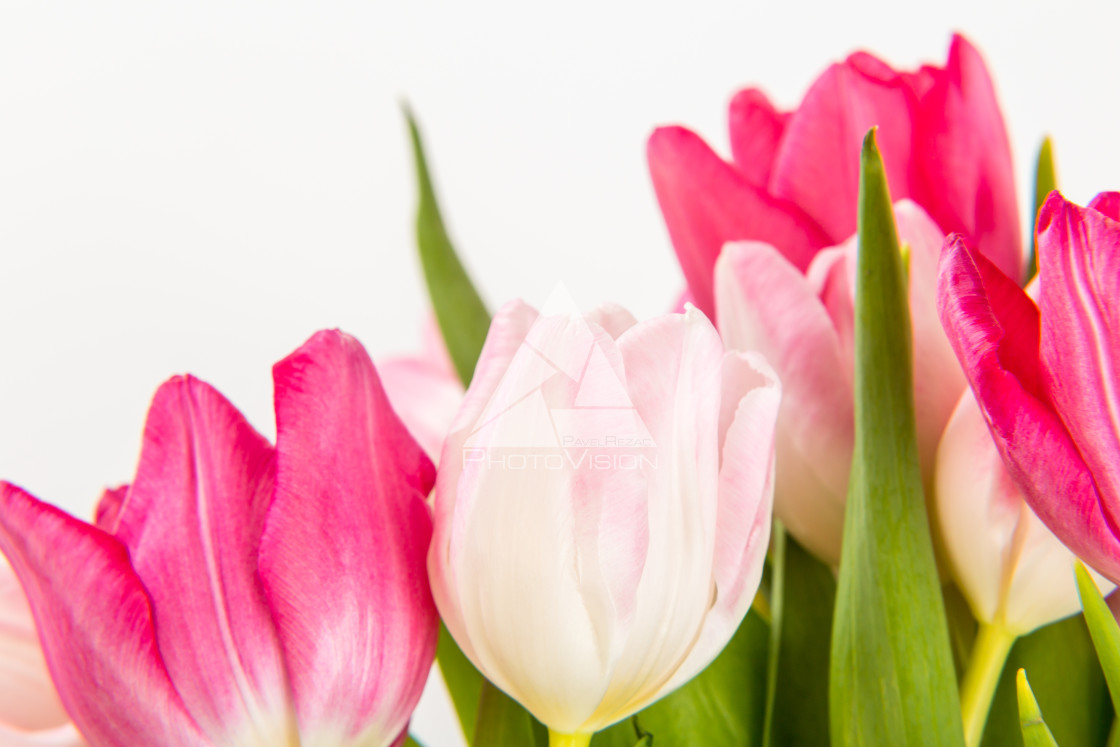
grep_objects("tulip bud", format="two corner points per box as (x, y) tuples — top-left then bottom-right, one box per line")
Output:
(428, 296), (780, 737)
(936, 391), (1113, 635)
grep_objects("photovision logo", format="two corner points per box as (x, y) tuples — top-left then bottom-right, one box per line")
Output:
(462, 283), (659, 472)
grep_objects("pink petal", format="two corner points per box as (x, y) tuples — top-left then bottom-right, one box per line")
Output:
(659, 350), (779, 694)
(1037, 193), (1120, 534)
(587, 309), (728, 722)
(914, 35), (1021, 280)
(715, 241), (852, 564)
(938, 235), (1120, 582)
(93, 485), (127, 533)
(261, 330), (438, 746)
(0, 483), (202, 746)
(1089, 191), (1120, 222)
(768, 51), (917, 244)
(728, 88), (788, 186)
(647, 126), (830, 317)
(113, 376), (291, 743)
(896, 201), (968, 482)
(379, 354), (464, 465)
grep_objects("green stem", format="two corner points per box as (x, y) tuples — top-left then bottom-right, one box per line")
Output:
(960, 622), (1017, 747)
(548, 731), (592, 747)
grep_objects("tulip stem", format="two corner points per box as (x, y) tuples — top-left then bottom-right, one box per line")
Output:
(960, 622), (1016, 747)
(548, 731), (592, 747)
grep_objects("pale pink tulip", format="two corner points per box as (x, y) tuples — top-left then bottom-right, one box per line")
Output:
(936, 390), (1113, 634)
(429, 299), (780, 736)
(379, 320), (463, 463)
(716, 201), (962, 564)
(650, 33), (1020, 318)
(939, 191), (1120, 584)
(0, 557), (85, 747)
(0, 330), (438, 747)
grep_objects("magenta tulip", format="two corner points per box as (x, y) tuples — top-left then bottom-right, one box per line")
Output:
(938, 191), (1120, 583)
(0, 330), (438, 747)
(650, 33), (1020, 318)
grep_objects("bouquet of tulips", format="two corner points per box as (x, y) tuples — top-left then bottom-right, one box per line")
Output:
(4, 32), (1120, 747)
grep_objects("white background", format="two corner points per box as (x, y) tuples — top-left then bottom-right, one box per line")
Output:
(1, 2), (1117, 744)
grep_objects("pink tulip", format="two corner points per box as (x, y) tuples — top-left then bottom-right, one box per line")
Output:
(938, 191), (1120, 584)
(936, 390), (1114, 634)
(428, 299), (780, 738)
(715, 200), (962, 564)
(0, 330), (438, 747)
(379, 320), (464, 464)
(649, 33), (1020, 318)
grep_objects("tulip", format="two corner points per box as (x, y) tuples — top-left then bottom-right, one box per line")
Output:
(936, 389), (1113, 634)
(380, 320), (464, 463)
(715, 200), (963, 564)
(428, 299), (780, 744)
(649, 33), (1020, 319)
(938, 191), (1120, 585)
(0, 330), (438, 747)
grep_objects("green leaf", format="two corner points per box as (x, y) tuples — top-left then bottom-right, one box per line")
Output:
(1025, 136), (1056, 284)
(763, 524), (834, 746)
(472, 681), (545, 746)
(436, 624), (485, 741)
(982, 614), (1111, 747)
(828, 129), (964, 746)
(1017, 670), (1060, 746)
(592, 609), (770, 747)
(404, 736), (424, 747)
(404, 106), (491, 385)
(1077, 562), (1120, 716)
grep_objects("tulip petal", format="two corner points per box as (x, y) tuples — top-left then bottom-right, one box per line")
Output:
(657, 350), (779, 696)
(0, 558), (72, 736)
(768, 52), (916, 244)
(938, 235), (1120, 582)
(0, 483), (202, 747)
(896, 201), (967, 480)
(914, 35), (1021, 279)
(648, 126), (830, 316)
(715, 241), (852, 563)
(0, 725), (85, 747)
(380, 355), (464, 464)
(93, 485), (128, 533)
(583, 309), (728, 726)
(112, 377), (291, 744)
(728, 88), (788, 186)
(261, 330), (438, 747)
(1037, 193), (1120, 535)
(1089, 192), (1120, 222)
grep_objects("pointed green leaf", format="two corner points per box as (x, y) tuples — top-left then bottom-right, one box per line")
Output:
(828, 129), (964, 746)
(763, 524), (834, 746)
(404, 737), (423, 747)
(982, 613), (1111, 747)
(404, 106), (491, 385)
(1017, 670), (1060, 746)
(1025, 136), (1056, 284)
(592, 609), (770, 746)
(1077, 562), (1120, 716)
(471, 681), (545, 747)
